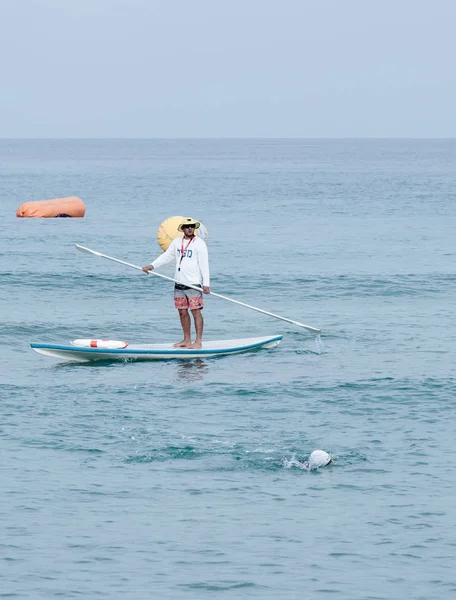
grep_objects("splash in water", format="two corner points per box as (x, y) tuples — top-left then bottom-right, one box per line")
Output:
(315, 333), (325, 354)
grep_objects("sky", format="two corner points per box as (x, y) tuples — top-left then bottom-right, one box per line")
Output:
(0, 0), (455, 138)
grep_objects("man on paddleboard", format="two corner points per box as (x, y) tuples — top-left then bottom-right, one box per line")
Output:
(142, 217), (210, 349)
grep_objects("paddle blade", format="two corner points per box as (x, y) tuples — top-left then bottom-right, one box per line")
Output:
(76, 244), (100, 257)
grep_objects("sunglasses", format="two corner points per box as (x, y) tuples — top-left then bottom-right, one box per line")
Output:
(183, 224), (196, 228)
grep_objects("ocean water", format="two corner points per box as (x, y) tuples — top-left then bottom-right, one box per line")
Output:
(1, 138), (456, 599)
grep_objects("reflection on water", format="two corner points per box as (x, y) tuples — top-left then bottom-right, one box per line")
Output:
(174, 359), (209, 382)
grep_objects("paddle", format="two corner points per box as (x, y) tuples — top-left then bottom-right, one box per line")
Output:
(75, 244), (321, 334)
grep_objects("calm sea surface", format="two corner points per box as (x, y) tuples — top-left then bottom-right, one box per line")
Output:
(1, 139), (456, 599)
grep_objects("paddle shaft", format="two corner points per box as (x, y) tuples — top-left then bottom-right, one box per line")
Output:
(76, 245), (321, 334)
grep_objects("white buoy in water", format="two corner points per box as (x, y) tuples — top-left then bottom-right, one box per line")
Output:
(281, 449), (332, 470)
(307, 449), (332, 469)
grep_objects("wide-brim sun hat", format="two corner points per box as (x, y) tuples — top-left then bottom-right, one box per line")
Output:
(177, 217), (201, 231)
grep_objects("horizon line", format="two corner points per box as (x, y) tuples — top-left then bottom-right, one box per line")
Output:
(1, 136), (456, 141)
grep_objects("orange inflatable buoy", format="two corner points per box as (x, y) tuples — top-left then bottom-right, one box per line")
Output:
(16, 197), (86, 218)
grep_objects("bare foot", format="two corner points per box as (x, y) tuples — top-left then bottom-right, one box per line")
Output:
(190, 341), (202, 349)
(173, 340), (191, 348)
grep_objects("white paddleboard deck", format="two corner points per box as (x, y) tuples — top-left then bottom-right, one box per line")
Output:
(30, 335), (283, 362)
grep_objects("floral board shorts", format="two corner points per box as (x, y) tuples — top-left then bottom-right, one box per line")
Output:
(174, 284), (204, 310)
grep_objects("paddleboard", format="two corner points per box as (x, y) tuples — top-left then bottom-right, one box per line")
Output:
(30, 335), (283, 362)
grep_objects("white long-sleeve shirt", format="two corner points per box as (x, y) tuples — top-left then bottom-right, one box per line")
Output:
(152, 236), (210, 287)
